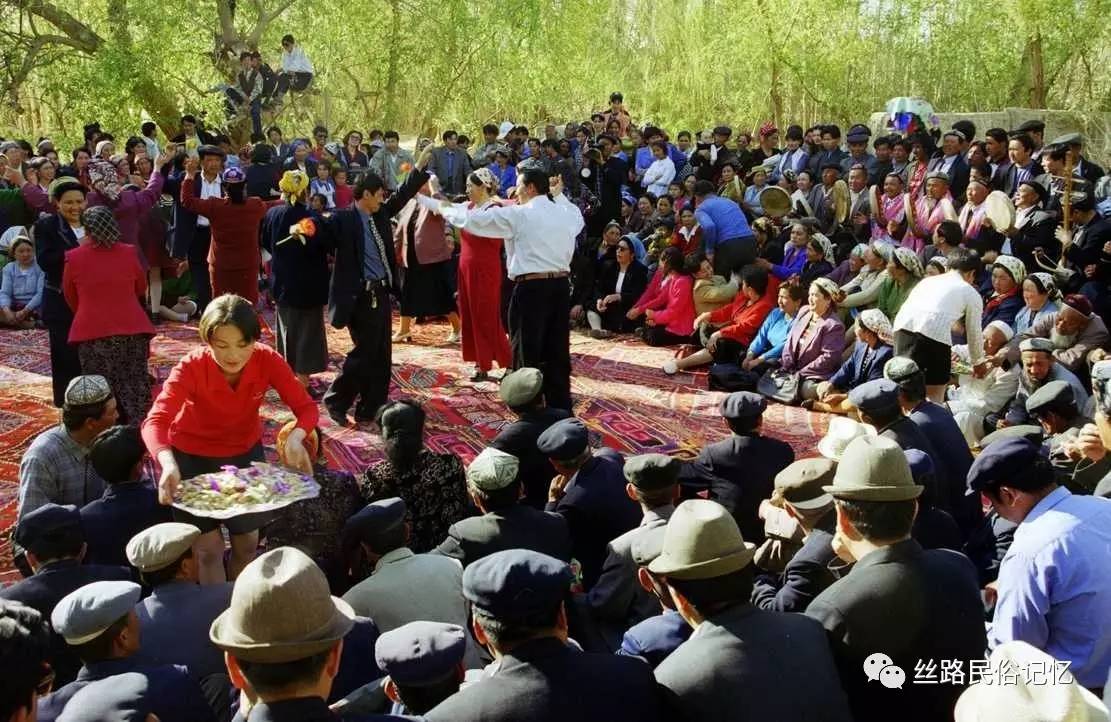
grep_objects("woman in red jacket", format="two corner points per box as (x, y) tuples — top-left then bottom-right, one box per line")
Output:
(62, 206), (155, 424)
(664, 264), (779, 374)
(629, 247), (696, 346)
(180, 159), (280, 304)
(141, 294), (318, 583)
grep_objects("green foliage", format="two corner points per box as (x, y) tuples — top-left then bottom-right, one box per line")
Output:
(1, 0), (1109, 147)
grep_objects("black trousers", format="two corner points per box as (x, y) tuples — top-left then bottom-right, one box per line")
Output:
(712, 235), (758, 277)
(46, 319), (81, 407)
(325, 283), (392, 419)
(189, 226), (212, 312)
(509, 277), (572, 411)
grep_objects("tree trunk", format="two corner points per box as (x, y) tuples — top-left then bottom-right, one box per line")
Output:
(1028, 31), (1046, 108)
(382, 0), (401, 128)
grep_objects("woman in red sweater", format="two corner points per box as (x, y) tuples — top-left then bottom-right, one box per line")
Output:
(180, 159), (280, 304)
(62, 206), (155, 425)
(629, 247), (696, 346)
(664, 265), (779, 374)
(141, 294), (318, 583)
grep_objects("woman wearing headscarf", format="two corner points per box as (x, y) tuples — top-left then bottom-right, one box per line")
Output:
(876, 246), (923, 322)
(61, 207), (155, 424)
(980, 254), (1026, 329)
(776, 277), (846, 402)
(871, 172), (908, 245)
(359, 400), (470, 553)
(799, 232), (835, 288)
(812, 308), (894, 414)
(391, 177), (461, 345)
(1013, 272), (1060, 337)
(84, 151), (171, 259)
(33, 177), (88, 406)
(263, 169), (329, 389)
(827, 242), (868, 286)
(180, 156), (280, 303)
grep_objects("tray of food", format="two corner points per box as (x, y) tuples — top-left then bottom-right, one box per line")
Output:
(173, 462), (320, 519)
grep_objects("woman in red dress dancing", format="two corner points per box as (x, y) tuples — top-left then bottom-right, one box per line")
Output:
(418, 167), (511, 381)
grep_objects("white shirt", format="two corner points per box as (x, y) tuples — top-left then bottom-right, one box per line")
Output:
(894, 271), (985, 363)
(616, 270), (626, 294)
(143, 137), (160, 161)
(70, 225), (86, 242)
(195, 174), (222, 227)
(443, 193), (583, 279)
(642, 157), (676, 197)
(281, 46), (314, 74)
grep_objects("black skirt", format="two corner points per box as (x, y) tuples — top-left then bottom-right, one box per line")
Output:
(399, 236), (457, 317)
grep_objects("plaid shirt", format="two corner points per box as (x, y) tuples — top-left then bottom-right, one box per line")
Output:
(17, 425), (106, 520)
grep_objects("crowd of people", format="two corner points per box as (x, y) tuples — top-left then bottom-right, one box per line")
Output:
(2, 90), (1111, 722)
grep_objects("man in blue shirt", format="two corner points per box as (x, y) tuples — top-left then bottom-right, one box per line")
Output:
(968, 437), (1111, 690)
(692, 180), (755, 277)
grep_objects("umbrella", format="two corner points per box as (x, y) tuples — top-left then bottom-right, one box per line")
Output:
(884, 97), (941, 135)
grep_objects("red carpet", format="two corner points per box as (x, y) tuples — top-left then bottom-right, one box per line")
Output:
(0, 315), (830, 583)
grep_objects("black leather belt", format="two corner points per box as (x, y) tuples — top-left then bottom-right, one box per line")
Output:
(362, 278), (389, 291)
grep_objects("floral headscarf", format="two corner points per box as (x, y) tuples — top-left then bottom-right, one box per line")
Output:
(858, 308), (894, 344)
(809, 232), (834, 260)
(81, 206), (120, 248)
(811, 277), (840, 302)
(892, 246), (924, 278)
(994, 255), (1027, 285)
(1026, 272), (1058, 299)
(87, 159), (123, 203)
(470, 167), (499, 193)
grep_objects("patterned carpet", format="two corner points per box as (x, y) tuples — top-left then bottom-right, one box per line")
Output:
(0, 314), (831, 582)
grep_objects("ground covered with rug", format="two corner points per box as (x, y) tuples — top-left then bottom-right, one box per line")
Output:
(0, 315), (830, 582)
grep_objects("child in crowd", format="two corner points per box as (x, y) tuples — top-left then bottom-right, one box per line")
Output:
(310, 162), (336, 208)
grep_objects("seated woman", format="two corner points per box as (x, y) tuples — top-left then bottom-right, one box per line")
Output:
(741, 166), (768, 219)
(664, 265), (778, 375)
(587, 235), (649, 338)
(630, 247), (696, 347)
(838, 241), (892, 312)
(799, 233), (835, 288)
(980, 254), (1026, 330)
(739, 282), (807, 376)
(692, 253), (738, 317)
(718, 161), (744, 207)
(876, 246), (923, 322)
(1013, 272), (1060, 336)
(811, 308), (894, 414)
(0, 235), (44, 329)
(776, 278), (846, 402)
(925, 255), (948, 276)
(752, 216), (784, 264)
(827, 243), (868, 286)
(758, 220), (812, 281)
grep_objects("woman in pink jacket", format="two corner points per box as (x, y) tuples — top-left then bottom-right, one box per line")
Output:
(629, 246), (696, 346)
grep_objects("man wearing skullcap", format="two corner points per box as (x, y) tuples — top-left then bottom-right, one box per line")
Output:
(374, 621), (466, 715)
(436, 447), (571, 567)
(652, 500), (850, 721)
(17, 375), (117, 535)
(679, 392), (795, 546)
(425, 549), (673, 722)
(967, 437), (1111, 690)
(1, 504), (132, 685)
(997, 337), (1089, 429)
(39, 581), (214, 722)
(489, 368), (572, 509)
(585, 454), (680, 647)
(126, 523), (232, 679)
(806, 436), (986, 722)
(927, 129), (971, 203)
(537, 419), (640, 590)
(948, 320), (1020, 445)
(1010, 293), (1109, 376)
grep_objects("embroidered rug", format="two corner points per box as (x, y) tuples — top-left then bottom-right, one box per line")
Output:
(0, 316), (831, 583)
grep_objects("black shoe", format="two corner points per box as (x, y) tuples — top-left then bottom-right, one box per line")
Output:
(470, 370), (490, 382)
(325, 405), (348, 426)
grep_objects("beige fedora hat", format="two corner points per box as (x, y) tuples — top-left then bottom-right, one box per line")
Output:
(822, 435), (923, 502)
(210, 546), (355, 663)
(648, 499), (755, 580)
(954, 641), (1109, 722)
(817, 416), (876, 461)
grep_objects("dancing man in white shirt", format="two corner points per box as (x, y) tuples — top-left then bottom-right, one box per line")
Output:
(438, 168), (584, 411)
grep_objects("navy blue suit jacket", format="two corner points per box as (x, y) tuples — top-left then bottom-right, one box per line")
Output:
(80, 480), (173, 567)
(908, 401), (980, 535)
(829, 342), (893, 392)
(751, 515), (838, 613)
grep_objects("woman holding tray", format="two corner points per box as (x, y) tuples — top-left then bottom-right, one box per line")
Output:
(141, 293), (318, 583)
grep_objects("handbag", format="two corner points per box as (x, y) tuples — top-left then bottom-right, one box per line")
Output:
(708, 362), (761, 392)
(757, 367), (801, 404)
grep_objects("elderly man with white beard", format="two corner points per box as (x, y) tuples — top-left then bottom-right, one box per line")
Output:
(947, 321), (1020, 445)
(1008, 294), (1109, 378)
(992, 337), (1090, 430)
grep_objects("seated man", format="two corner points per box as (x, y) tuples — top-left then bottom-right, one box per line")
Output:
(751, 458), (839, 613)
(904, 450), (962, 552)
(436, 447), (572, 567)
(127, 523), (232, 679)
(374, 621), (467, 716)
(615, 530), (691, 669)
(996, 338), (1089, 428)
(967, 437), (1111, 691)
(1025, 380), (1110, 494)
(489, 368), (571, 509)
(538, 419), (640, 591)
(81, 425), (171, 568)
(1009, 294), (1109, 378)
(678, 392), (795, 545)
(806, 436), (986, 722)
(39, 581), (215, 722)
(425, 550), (673, 722)
(947, 321), (1020, 445)
(0, 600), (52, 722)
(652, 500), (851, 722)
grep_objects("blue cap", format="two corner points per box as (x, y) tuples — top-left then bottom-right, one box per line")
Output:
(52, 581), (141, 645)
(374, 621), (466, 687)
(343, 498), (406, 549)
(848, 379), (902, 416)
(536, 418), (589, 461)
(965, 437), (1045, 496)
(903, 449), (935, 481)
(720, 392), (766, 420)
(1024, 380), (1075, 416)
(14, 503), (82, 554)
(462, 549), (572, 621)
